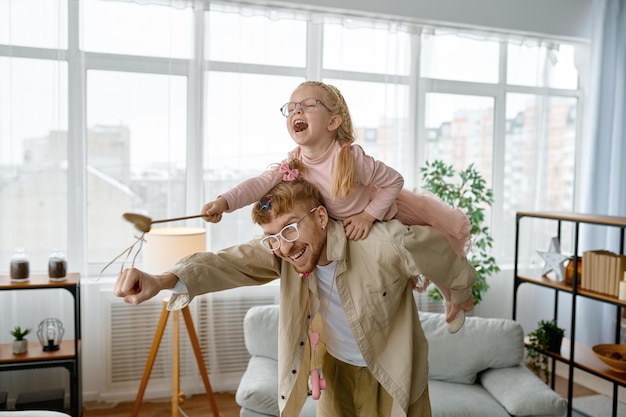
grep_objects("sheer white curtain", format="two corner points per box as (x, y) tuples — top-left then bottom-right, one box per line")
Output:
(575, 0), (626, 345)
(580, 0), (626, 219)
(0, 0), (75, 400)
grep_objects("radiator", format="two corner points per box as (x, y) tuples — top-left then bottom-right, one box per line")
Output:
(100, 285), (279, 402)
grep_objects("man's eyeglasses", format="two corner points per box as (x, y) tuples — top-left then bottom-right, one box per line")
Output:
(279, 98), (331, 118)
(260, 207), (319, 251)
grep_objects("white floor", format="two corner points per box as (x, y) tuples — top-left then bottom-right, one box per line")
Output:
(571, 395), (626, 417)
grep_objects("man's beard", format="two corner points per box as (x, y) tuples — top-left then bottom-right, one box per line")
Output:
(287, 241), (323, 274)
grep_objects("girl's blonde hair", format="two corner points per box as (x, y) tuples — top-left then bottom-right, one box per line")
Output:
(298, 81), (356, 199)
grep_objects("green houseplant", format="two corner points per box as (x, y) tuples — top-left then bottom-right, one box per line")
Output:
(420, 160), (500, 305)
(10, 325), (31, 355)
(526, 319), (565, 383)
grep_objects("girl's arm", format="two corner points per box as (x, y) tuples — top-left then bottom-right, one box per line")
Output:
(340, 144), (404, 240)
(351, 144), (404, 220)
(201, 165), (283, 222)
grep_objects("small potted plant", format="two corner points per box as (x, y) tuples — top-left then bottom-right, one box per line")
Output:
(526, 319), (565, 383)
(10, 325), (32, 355)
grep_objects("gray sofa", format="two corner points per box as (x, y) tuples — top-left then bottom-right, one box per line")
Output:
(235, 304), (567, 417)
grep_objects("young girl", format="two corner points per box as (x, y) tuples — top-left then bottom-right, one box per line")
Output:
(202, 81), (472, 332)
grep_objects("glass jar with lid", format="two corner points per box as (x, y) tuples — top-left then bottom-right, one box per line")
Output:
(48, 248), (67, 281)
(10, 247), (30, 282)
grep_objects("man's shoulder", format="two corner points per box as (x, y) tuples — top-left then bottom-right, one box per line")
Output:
(365, 219), (408, 241)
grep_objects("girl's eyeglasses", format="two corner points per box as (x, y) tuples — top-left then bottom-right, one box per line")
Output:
(279, 98), (331, 118)
(260, 207), (319, 251)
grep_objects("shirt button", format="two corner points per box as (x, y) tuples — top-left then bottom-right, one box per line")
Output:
(292, 369), (297, 374)
(281, 395), (285, 400)
(300, 341), (305, 346)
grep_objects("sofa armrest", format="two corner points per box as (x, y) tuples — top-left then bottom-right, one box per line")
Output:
(236, 356), (280, 416)
(480, 366), (567, 417)
(244, 305), (279, 360)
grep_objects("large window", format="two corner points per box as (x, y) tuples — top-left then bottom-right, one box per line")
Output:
(420, 32), (581, 264)
(0, 55), (68, 271)
(86, 70), (188, 260)
(0, 0), (586, 276)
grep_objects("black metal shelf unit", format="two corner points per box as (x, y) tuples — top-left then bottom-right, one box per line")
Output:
(0, 273), (82, 417)
(513, 211), (626, 417)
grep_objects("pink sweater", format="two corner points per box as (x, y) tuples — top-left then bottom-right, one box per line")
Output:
(220, 141), (404, 221)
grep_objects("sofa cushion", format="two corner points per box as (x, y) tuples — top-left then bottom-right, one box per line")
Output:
(480, 366), (567, 416)
(244, 305), (279, 360)
(428, 380), (511, 417)
(420, 312), (525, 384)
(236, 355), (279, 415)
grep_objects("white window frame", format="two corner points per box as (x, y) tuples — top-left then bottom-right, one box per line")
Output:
(0, 2), (586, 276)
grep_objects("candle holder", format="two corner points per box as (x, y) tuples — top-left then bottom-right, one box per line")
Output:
(37, 318), (65, 352)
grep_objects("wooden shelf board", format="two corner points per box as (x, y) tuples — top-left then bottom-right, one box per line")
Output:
(517, 211), (626, 227)
(0, 340), (76, 363)
(526, 339), (626, 387)
(517, 272), (626, 306)
(558, 340), (626, 386)
(0, 273), (79, 289)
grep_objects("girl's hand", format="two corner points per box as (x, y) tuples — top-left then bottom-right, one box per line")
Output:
(411, 274), (431, 292)
(342, 211), (376, 240)
(201, 197), (229, 223)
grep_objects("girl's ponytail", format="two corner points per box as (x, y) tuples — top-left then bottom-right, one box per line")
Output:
(298, 81), (357, 198)
(333, 140), (356, 199)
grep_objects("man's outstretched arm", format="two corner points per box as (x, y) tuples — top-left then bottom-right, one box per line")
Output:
(114, 267), (179, 305)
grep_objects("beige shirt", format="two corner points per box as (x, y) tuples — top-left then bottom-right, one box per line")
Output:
(167, 219), (476, 417)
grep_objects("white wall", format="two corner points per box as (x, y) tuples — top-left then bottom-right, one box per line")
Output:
(268, 0), (592, 40)
(474, 267), (514, 320)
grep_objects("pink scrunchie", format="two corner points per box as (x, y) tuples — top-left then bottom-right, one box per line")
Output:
(279, 162), (300, 181)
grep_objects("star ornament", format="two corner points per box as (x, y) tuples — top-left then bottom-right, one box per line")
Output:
(537, 237), (569, 281)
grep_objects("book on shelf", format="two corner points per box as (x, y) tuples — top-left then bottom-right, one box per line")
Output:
(609, 254), (615, 296)
(582, 250), (620, 295)
(582, 251), (589, 290)
(582, 250), (626, 297)
(608, 253), (626, 297)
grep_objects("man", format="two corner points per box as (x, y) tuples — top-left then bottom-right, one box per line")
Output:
(115, 177), (476, 417)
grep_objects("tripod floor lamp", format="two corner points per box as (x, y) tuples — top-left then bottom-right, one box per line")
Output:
(131, 226), (220, 417)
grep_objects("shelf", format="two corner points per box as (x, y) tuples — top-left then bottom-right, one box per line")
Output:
(536, 339), (626, 386)
(0, 273), (79, 290)
(0, 272), (82, 416)
(516, 271), (626, 306)
(516, 211), (626, 227)
(514, 211), (626, 417)
(0, 340), (77, 364)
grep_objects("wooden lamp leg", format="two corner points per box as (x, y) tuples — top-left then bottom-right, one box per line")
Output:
(131, 300), (171, 417)
(132, 299), (220, 417)
(182, 306), (220, 416)
(172, 308), (180, 417)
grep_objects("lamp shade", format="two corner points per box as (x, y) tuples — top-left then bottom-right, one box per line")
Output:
(142, 227), (206, 274)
